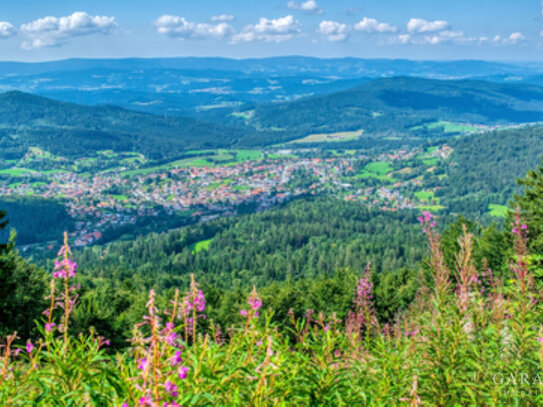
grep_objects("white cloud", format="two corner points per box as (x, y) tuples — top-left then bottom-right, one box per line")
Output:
(211, 14), (235, 22)
(286, 0), (323, 15)
(20, 11), (117, 49)
(232, 15), (302, 43)
(391, 29), (475, 46)
(407, 18), (450, 34)
(317, 20), (349, 42)
(155, 15), (234, 40)
(0, 22), (16, 39)
(489, 32), (525, 45)
(503, 32), (525, 44)
(354, 17), (397, 34)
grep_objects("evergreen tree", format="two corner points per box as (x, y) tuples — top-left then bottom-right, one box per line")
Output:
(0, 211), (47, 338)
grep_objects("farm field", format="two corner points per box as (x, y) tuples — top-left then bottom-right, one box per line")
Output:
(287, 129), (363, 144)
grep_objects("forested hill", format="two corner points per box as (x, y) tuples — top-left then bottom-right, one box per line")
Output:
(0, 91), (254, 159)
(246, 77), (543, 135)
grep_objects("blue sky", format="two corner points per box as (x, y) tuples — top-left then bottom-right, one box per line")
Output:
(0, 0), (542, 61)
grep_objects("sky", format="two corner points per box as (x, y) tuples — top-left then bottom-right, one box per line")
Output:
(0, 0), (542, 62)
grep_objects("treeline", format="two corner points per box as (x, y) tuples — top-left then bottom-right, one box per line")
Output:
(0, 196), (74, 245)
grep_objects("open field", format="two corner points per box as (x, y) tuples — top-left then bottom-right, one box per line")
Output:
(189, 238), (213, 253)
(412, 121), (483, 134)
(488, 203), (508, 218)
(288, 129), (363, 144)
(355, 161), (395, 181)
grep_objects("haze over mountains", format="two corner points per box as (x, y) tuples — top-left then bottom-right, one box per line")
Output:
(1, 57), (543, 118)
(3, 69), (543, 160)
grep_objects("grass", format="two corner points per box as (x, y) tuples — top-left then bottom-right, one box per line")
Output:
(189, 238), (213, 253)
(288, 130), (363, 144)
(415, 190), (437, 203)
(488, 204), (508, 218)
(418, 205), (446, 212)
(0, 168), (38, 176)
(235, 150), (263, 161)
(412, 121), (482, 134)
(112, 194), (129, 202)
(355, 161), (395, 181)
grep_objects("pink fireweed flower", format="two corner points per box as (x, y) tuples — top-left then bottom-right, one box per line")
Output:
(139, 396), (153, 406)
(164, 380), (178, 397)
(26, 340), (34, 354)
(240, 309), (248, 317)
(45, 322), (55, 332)
(538, 337), (543, 344)
(194, 290), (206, 312)
(171, 350), (183, 366)
(53, 258), (78, 279)
(178, 366), (189, 379)
(324, 324), (330, 332)
(122, 403), (129, 407)
(137, 357), (150, 371)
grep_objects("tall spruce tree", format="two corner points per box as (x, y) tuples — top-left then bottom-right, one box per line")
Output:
(0, 210), (47, 339)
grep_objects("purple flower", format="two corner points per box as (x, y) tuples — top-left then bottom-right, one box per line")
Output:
(137, 357), (149, 371)
(164, 380), (178, 397)
(139, 396), (153, 406)
(178, 366), (189, 379)
(538, 337), (543, 344)
(26, 340), (34, 354)
(194, 290), (206, 312)
(45, 322), (55, 333)
(324, 324), (330, 332)
(240, 309), (248, 317)
(170, 350), (183, 366)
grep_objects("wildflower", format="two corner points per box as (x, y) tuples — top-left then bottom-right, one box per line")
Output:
(240, 309), (248, 317)
(194, 290), (206, 312)
(256, 340), (263, 347)
(122, 403), (129, 407)
(538, 337), (543, 344)
(26, 340), (34, 354)
(139, 396), (153, 406)
(45, 322), (55, 332)
(164, 380), (178, 397)
(137, 357), (150, 371)
(324, 324), (330, 332)
(178, 365), (189, 379)
(170, 350), (183, 366)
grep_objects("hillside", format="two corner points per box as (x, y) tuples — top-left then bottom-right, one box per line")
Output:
(0, 91), (250, 159)
(246, 77), (543, 137)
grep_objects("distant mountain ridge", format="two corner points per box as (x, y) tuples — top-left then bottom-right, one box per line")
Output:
(247, 76), (543, 136)
(0, 91), (250, 159)
(1, 56), (542, 118)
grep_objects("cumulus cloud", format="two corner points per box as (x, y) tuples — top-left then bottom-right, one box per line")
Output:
(232, 15), (302, 43)
(354, 17), (397, 34)
(211, 14), (235, 22)
(20, 11), (117, 49)
(317, 20), (349, 42)
(503, 32), (525, 44)
(407, 18), (450, 34)
(155, 15), (234, 40)
(286, 0), (323, 15)
(0, 22), (16, 39)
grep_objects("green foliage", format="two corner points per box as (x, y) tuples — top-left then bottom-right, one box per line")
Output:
(0, 229), (47, 338)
